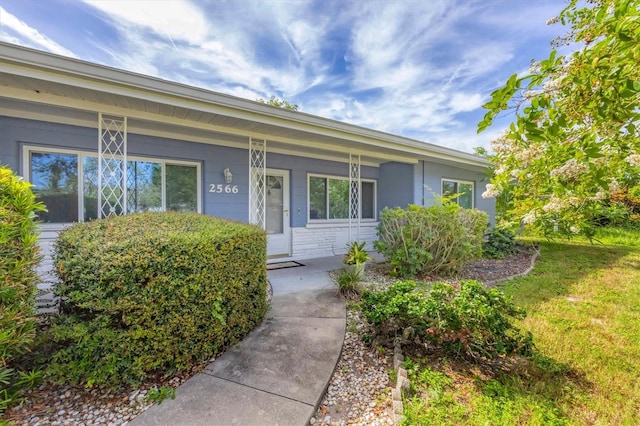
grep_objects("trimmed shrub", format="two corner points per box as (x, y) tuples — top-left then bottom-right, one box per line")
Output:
(49, 212), (268, 388)
(361, 280), (534, 361)
(483, 227), (518, 259)
(0, 166), (46, 413)
(374, 204), (487, 278)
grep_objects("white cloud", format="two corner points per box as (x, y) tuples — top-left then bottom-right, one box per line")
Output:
(1, 0), (568, 153)
(0, 6), (76, 57)
(83, 0), (208, 43)
(449, 93), (485, 113)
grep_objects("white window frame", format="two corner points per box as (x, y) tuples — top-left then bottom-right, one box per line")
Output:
(22, 145), (202, 224)
(307, 173), (377, 223)
(441, 178), (475, 209)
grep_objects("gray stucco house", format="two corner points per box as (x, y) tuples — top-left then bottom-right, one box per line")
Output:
(0, 42), (494, 266)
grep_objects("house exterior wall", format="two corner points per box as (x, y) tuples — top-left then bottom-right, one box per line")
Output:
(1, 116), (497, 266)
(378, 161), (414, 210)
(414, 160), (496, 225)
(0, 116), (385, 261)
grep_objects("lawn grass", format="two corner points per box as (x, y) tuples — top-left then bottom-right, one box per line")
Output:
(402, 227), (640, 425)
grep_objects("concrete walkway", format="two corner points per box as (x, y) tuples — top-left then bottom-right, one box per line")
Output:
(129, 256), (346, 426)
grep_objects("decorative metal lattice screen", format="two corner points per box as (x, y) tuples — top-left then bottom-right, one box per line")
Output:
(349, 153), (361, 242)
(98, 114), (127, 218)
(249, 138), (266, 229)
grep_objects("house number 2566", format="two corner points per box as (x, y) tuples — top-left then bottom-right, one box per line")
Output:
(209, 184), (239, 194)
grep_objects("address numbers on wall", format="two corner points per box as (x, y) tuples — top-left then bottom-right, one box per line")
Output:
(209, 184), (239, 194)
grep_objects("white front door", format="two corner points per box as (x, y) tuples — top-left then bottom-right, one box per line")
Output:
(266, 169), (291, 257)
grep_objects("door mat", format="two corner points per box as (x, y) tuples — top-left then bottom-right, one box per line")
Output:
(267, 261), (305, 270)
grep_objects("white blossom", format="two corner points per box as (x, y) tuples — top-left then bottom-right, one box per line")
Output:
(550, 159), (588, 181)
(542, 195), (567, 213)
(625, 154), (640, 166)
(494, 165), (507, 176)
(528, 60), (541, 74)
(522, 211), (537, 225)
(609, 179), (621, 193)
(542, 78), (562, 92)
(570, 226), (580, 234)
(515, 145), (544, 167)
(490, 130), (516, 155)
(524, 90), (541, 99)
(482, 183), (500, 199)
(593, 190), (608, 201)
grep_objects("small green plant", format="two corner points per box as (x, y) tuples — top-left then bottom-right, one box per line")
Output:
(146, 386), (176, 404)
(344, 241), (372, 266)
(335, 267), (363, 300)
(483, 227), (518, 259)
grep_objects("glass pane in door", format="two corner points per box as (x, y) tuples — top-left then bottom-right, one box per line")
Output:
(266, 175), (283, 234)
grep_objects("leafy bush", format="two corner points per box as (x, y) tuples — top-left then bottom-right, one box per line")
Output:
(49, 212), (268, 388)
(0, 166), (46, 414)
(361, 280), (534, 361)
(483, 227), (518, 259)
(596, 186), (640, 229)
(374, 204), (487, 278)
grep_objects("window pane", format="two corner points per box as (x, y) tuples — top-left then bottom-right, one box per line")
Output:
(309, 177), (327, 219)
(361, 181), (375, 219)
(30, 152), (78, 223)
(166, 164), (197, 212)
(266, 175), (283, 234)
(328, 178), (349, 219)
(442, 180), (457, 199)
(126, 161), (162, 213)
(83, 156), (99, 222)
(458, 183), (473, 209)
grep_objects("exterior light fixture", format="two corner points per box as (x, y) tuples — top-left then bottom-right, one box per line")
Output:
(224, 167), (233, 184)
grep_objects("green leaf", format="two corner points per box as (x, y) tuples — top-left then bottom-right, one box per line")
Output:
(626, 80), (640, 91)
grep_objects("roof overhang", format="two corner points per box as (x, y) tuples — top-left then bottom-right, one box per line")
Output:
(0, 42), (490, 170)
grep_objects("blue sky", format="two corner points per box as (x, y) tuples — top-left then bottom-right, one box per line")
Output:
(0, 0), (567, 153)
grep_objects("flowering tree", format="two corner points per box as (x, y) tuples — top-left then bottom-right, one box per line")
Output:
(478, 0), (640, 237)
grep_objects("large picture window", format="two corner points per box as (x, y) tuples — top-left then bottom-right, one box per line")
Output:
(26, 147), (200, 223)
(309, 175), (376, 221)
(442, 179), (474, 209)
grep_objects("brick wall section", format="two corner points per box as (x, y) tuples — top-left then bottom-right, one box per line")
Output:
(291, 224), (378, 258)
(35, 226), (66, 315)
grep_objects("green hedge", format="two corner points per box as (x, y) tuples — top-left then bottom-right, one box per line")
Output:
(49, 212), (268, 388)
(0, 166), (46, 413)
(374, 203), (487, 278)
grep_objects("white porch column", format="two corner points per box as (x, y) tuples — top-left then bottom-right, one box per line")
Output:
(349, 153), (361, 242)
(98, 113), (127, 218)
(249, 137), (266, 229)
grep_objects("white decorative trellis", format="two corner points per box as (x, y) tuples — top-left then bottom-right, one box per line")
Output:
(98, 114), (127, 218)
(249, 138), (266, 229)
(348, 153), (361, 242)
